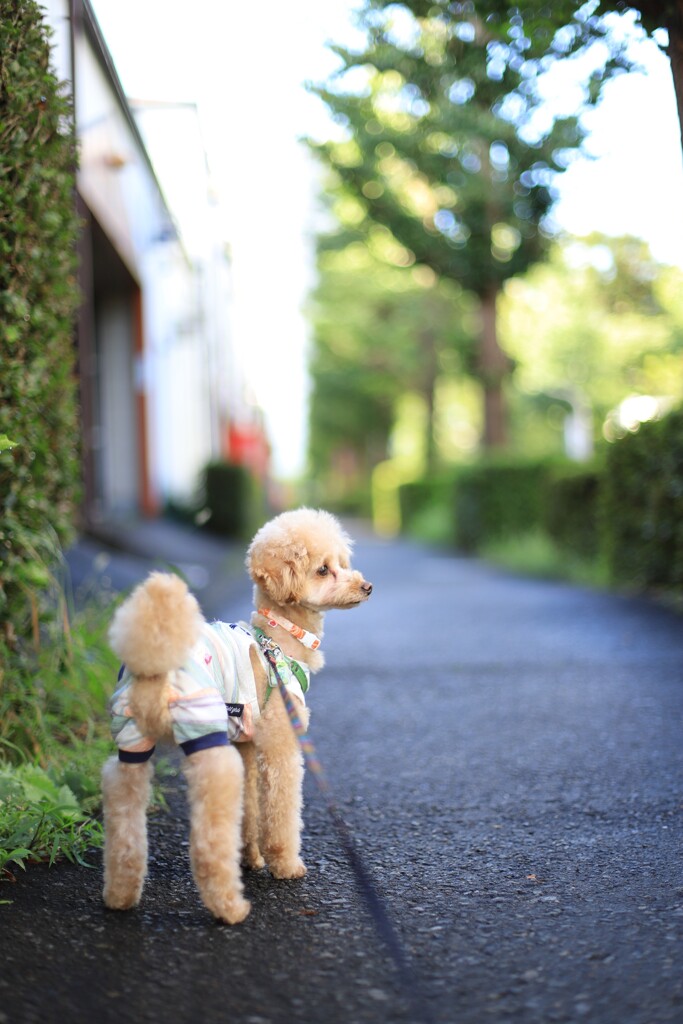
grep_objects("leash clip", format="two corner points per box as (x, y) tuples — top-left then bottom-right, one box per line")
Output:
(254, 628), (280, 655)
(261, 644), (284, 692)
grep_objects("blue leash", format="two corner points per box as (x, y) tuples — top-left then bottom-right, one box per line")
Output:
(264, 649), (435, 1024)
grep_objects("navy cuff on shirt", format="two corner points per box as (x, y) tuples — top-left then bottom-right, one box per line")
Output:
(118, 746), (155, 763)
(180, 731), (230, 757)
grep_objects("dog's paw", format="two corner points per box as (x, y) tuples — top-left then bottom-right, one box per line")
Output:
(269, 858), (307, 880)
(242, 843), (266, 871)
(103, 882), (143, 911)
(214, 896), (251, 925)
(104, 893), (140, 911)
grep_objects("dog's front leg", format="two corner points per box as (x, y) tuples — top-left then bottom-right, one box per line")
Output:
(236, 741), (265, 869)
(183, 745), (250, 924)
(256, 700), (309, 879)
(102, 756), (153, 910)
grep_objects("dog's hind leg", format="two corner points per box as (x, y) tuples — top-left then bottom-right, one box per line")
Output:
(102, 757), (153, 910)
(183, 745), (250, 924)
(237, 742), (265, 870)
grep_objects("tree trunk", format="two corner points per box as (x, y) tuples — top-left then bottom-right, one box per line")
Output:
(665, 1), (683, 157)
(477, 284), (509, 449)
(418, 325), (439, 473)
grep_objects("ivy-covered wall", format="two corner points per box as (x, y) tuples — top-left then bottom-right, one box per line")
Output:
(0, 0), (81, 638)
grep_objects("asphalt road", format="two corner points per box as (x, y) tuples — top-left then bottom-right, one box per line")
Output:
(2, 528), (682, 1024)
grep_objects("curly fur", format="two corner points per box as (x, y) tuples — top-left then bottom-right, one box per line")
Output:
(108, 572), (203, 677)
(101, 508), (372, 924)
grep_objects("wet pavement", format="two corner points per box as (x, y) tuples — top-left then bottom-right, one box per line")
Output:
(2, 519), (682, 1024)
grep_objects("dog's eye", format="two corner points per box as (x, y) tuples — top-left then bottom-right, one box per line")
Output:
(317, 565), (329, 577)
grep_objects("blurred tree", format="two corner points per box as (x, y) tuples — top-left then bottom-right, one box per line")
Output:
(358, 3), (683, 151)
(500, 234), (683, 452)
(308, 242), (476, 501)
(309, 1), (634, 448)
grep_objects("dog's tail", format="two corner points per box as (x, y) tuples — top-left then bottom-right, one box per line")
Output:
(109, 572), (204, 678)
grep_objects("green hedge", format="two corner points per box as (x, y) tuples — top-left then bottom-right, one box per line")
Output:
(543, 463), (602, 560)
(398, 458), (559, 550)
(398, 473), (457, 541)
(202, 461), (264, 538)
(601, 409), (683, 589)
(397, 409), (683, 596)
(453, 457), (555, 551)
(0, 0), (81, 637)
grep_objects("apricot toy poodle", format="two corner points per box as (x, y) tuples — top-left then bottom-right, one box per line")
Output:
(101, 508), (372, 923)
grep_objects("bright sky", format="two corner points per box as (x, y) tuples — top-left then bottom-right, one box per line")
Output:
(90, 0), (683, 479)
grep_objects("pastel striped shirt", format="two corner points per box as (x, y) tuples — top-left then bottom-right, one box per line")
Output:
(110, 621), (309, 762)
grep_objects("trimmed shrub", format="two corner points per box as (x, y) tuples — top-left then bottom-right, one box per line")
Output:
(544, 464), (602, 560)
(601, 408), (683, 589)
(453, 457), (556, 551)
(202, 461), (264, 538)
(0, 1), (81, 639)
(324, 488), (373, 518)
(398, 473), (457, 544)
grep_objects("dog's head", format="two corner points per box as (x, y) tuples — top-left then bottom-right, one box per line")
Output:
(246, 508), (372, 610)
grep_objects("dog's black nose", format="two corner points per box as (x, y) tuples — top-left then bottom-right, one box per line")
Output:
(361, 581), (373, 595)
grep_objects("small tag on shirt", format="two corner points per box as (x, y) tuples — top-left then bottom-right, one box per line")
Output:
(225, 702), (254, 743)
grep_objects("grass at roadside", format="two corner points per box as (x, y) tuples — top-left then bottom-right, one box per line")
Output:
(1, 563), (119, 885)
(480, 528), (609, 588)
(403, 507), (609, 590)
(0, 762), (104, 891)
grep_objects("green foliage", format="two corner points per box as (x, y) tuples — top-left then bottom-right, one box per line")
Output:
(398, 473), (457, 543)
(0, 0), (81, 640)
(544, 463), (603, 560)
(0, 553), (118, 885)
(308, 243), (476, 499)
(453, 456), (556, 551)
(307, 486), (374, 519)
(0, 762), (102, 882)
(601, 408), (683, 589)
(202, 461), (264, 539)
(310, 2), (631, 296)
(399, 456), (563, 550)
(0, 545), (120, 885)
(398, 459), (608, 583)
(501, 236), (683, 441)
(480, 528), (609, 588)
(399, 460), (608, 585)
(0, 548), (117, 768)
(397, 409), (683, 601)
(0, 436), (17, 454)
(309, 2), (643, 448)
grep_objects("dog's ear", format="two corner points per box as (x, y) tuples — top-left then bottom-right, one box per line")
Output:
(247, 541), (310, 604)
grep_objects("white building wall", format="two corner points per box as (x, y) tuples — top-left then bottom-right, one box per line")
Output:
(96, 296), (139, 513)
(141, 242), (214, 505)
(42, 0), (232, 513)
(42, 0), (71, 83)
